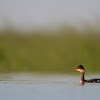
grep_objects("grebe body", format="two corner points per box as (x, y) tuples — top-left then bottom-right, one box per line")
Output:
(75, 65), (100, 83)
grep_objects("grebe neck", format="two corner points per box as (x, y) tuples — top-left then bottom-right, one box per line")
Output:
(81, 71), (85, 81)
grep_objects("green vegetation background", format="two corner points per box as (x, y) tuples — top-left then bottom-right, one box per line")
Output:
(0, 23), (100, 73)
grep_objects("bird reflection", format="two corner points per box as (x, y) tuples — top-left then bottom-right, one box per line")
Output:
(80, 82), (85, 86)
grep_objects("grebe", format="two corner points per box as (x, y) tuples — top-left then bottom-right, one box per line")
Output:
(75, 65), (100, 83)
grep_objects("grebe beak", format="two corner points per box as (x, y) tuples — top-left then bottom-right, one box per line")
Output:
(75, 69), (77, 71)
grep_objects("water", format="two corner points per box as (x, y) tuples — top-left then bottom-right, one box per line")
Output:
(0, 73), (100, 100)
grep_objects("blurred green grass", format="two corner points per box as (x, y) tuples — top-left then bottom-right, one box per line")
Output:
(0, 23), (100, 73)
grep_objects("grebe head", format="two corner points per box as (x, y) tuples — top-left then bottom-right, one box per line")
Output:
(75, 65), (85, 73)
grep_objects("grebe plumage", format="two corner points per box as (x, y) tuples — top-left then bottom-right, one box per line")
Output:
(75, 65), (100, 83)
